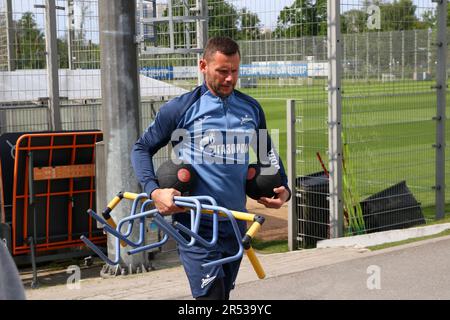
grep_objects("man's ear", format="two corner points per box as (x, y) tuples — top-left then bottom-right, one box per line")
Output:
(199, 58), (207, 73)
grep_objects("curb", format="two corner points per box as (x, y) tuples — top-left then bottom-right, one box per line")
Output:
(316, 223), (450, 248)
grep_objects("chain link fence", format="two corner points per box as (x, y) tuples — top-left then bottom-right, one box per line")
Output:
(0, 0), (449, 250)
(288, 0), (449, 249)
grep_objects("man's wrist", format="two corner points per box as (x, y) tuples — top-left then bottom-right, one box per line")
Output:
(150, 188), (161, 199)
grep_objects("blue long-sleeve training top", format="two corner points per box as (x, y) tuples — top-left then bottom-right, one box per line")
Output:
(131, 83), (291, 213)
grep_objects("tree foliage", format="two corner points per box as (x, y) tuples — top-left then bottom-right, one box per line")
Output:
(14, 12), (46, 69)
(341, 9), (368, 33)
(379, 0), (419, 31)
(207, 0), (240, 38)
(154, 0), (262, 48)
(237, 7), (261, 40)
(12, 11), (98, 70)
(341, 0), (423, 34)
(274, 0), (327, 38)
(420, 2), (450, 29)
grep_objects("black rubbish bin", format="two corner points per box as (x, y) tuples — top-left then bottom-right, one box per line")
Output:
(295, 171), (330, 248)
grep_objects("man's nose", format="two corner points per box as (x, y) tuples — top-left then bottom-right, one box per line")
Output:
(225, 74), (233, 82)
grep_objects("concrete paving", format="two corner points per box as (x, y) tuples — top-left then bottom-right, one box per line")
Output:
(233, 235), (450, 300)
(24, 245), (371, 300)
(23, 235), (450, 300)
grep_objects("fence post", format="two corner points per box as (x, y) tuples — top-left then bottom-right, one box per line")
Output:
(66, 0), (74, 70)
(44, 0), (62, 131)
(5, 0), (15, 71)
(327, 0), (343, 238)
(99, 0), (146, 270)
(287, 99), (297, 251)
(434, 0), (447, 220)
(196, 0), (208, 86)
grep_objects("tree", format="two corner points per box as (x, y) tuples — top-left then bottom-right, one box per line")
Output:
(154, 1), (260, 46)
(420, 2), (450, 28)
(14, 12), (46, 69)
(379, 0), (419, 31)
(75, 1), (92, 44)
(420, 10), (436, 29)
(57, 38), (69, 69)
(154, 0), (239, 47)
(0, 13), (8, 70)
(341, 9), (367, 34)
(274, 0), (327, 38)
(208, 0), (239, 38)
(237, 7), (261, 40)
(340, 0), (424, 34)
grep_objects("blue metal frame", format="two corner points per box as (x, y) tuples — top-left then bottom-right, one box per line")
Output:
(80, 195), (243, 269)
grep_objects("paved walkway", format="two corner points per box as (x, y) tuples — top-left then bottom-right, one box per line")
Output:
(21, 197), (290, 300)
(232, 235), (450, 300)
(24, 245), (372, 300)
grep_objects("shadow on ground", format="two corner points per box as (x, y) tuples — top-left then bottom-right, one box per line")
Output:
(19, 250), (182, 289)
(20, 198), (288, 290)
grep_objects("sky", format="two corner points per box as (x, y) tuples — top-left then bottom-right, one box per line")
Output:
(5, 0), (438, 42)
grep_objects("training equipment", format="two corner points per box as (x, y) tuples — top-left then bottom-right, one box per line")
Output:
(246, 163), (282, 200)
(81, 192), (266, 279)
(156, 160), (196, 194)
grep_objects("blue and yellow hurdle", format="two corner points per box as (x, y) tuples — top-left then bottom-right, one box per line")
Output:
(81, 191), (266, 279)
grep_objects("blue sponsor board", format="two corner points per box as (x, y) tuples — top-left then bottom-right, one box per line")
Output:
(140, 66), (174, 80)
(239, 63), (308, 78)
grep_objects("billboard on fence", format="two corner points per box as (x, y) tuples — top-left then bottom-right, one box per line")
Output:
(140, 66), (174, 80)
(240, 62), (308, 78)
(139, 62), (328, 81)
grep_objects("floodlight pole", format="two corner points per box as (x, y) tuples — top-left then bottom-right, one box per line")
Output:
(327, 0), (343, 238)
(99, 0), (147, 270)
(434, 0), (447, 220)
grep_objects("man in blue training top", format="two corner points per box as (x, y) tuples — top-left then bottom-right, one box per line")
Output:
(131, 36), (291, 300)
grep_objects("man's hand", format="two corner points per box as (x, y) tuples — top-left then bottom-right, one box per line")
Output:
(257, 186), (290, 209)
(150, 188), (185, 215)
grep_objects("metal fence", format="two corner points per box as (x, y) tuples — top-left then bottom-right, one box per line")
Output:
(0, 99), (171, 171)
(0, 0), (449, 251)
(287, 0), (449, 250)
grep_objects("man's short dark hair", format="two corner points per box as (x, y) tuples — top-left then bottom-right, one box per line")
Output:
(203, 37), (240, 60)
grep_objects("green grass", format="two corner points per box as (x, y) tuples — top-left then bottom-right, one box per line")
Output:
(367, 228), (450, 251)
(240, 80), (450, 229)
(251, 238), (289, 254)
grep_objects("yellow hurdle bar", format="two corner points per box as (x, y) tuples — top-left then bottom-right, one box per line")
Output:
(120, 192), (257, 222)
(246, 221), (262, 238)
(101, 191), (266, 278)
(245, 247), (266, 279)
(123, 192), (139, 200)
(106, 195), (123, 210)
(102, 192), (127, 247)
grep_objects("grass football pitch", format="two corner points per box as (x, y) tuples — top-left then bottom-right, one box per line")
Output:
(240, 79), (450, 222)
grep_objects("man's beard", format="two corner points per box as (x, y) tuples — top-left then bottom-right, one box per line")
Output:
(209, 81), (233, 98)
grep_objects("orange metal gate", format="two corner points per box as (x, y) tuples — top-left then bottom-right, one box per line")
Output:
(11, 131), (106, 255)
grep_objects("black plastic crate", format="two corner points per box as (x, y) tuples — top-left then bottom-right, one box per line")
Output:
(360, 181), (426, 233)
(295, 174), (426, 247)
